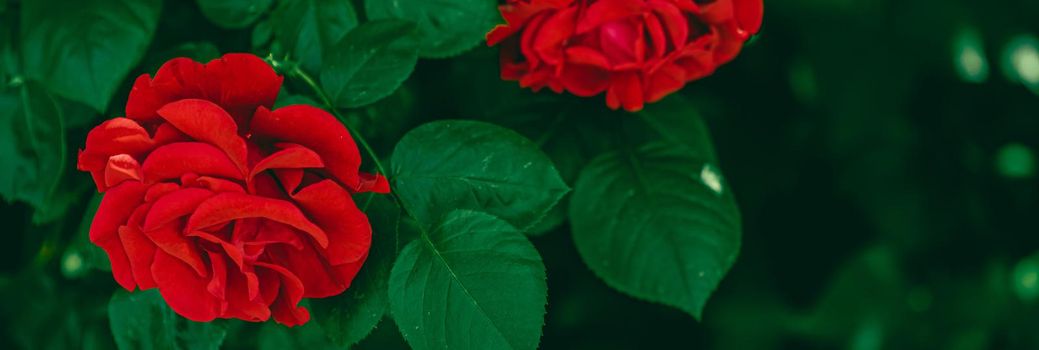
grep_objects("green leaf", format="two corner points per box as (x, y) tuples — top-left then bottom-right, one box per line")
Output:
(311, 196), (399, 347)
(0, 82), (66, 222)
(108, 289), (226, 350)
(391, 120), (569, 231)
(271, 0), (358, 73)
(20, 0), (161, 112)
(569, 142), (742, 319)
(638, 96), (718, 162)
(320, 20), (418, 109)
(257, 321), (336, 350)
(364, 0), (499, 58)
(389, 210), (547, 350)
(196, 0), (273, 29)
(62, 193), (111, 278)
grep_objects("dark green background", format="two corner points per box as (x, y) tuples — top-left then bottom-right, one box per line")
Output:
(3, 0), (1039, 349)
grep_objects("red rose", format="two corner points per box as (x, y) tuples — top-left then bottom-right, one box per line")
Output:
(486, 0), (763, 111)
(77, 54), (389, 326)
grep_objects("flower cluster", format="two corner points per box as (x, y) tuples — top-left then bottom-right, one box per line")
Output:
(487, 0), (763, 111)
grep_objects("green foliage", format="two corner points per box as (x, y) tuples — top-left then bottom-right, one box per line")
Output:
(196, 0), (273, 29)
(570, 141), (741, 319)
(270, 0), (358, 73)
(7, 0), (1037, 349)
(256, 321), (336, 350)
(0, 82), (67, 223)
(364, 0), (499, 58)
(321, 20), (418, 109)
(108, 289), (226, 350)
(391, 120), (569, 232)
(19, 0), (161, 112)
(388, 210), (547, 350)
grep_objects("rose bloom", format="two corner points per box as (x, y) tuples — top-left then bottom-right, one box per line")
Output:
(78, 54), (389, 326)
(487, 0), (763, 111)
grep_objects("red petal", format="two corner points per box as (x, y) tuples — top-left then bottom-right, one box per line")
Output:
(606, 72), (645, 112)
(648, 1), (689, 49)
(145, 182), (181, 202)
(126, 58), (205, 122)
(533, 7), (579, 66)
(250, 106), (363, 190)
(206, 250), (229, 305)
(292, 180), (371, 265)
(156, 99), (249, 172)
(144, 223), (209, 277)
(267, 244), (345, 298)
(118, 225), (157, 290)
(90, 181), (148, 290)
(356, 172), (391, 194)
(249, 143), (324, 181)
(486, 0), (570, 46)
(126, 54), (282, 124)
(104, 154), (143, 189)
(565, 46), (611, 69)
(559, 63), (611, 97)
(734, 0), (763, 35)
(576, 0), (643, 34)
(200, 54), (283, 124)
(152, 250), (223, 322)
(222, 267), (271, 322)
(333, 254), (367, 290)
(186, 192), (328, 247)
(646, 63), (687, 103)
(144, 188), (213, 231)
(274, 169), (304, 194)
(251, 220), (305, 251)
(78, 118), (155, 192)
(192, 176), (247, 193)
(141, 142), (244, 183)
(256, 262), (310, 326)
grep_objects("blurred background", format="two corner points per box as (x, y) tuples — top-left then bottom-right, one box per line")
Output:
(3, 0), (1039, 349)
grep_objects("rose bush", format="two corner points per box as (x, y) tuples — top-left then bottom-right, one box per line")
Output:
(487, 0), (763, 111)
(77, 54), (389, 326)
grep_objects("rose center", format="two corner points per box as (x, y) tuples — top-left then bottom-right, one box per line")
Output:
(598, 19), (640, 64)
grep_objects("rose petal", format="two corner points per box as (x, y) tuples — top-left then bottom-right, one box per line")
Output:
(606, 72), (645, 112)
(250, 106), (365, 191)
(186, 192), (328, 247)
(144, 223), (209, 277)
(356, 172), (391, 194)
(292, 180), (371, 265)
(267, 244), (345, 298)
(78, 118), (155, 191)
(143, 188), (214, 231)
(256, 262), (309, 327)
(152, 250), (223, 322)
(141, 142), (244, 183)
(118, 225), (157, 290)
(156, 99), (249, 171)
(560, 62), (611, 97)
(734, 0), (763, 35)
(222, 267), (271, 322)
(206, 250), (229, 306)
(576, 0), (644, 34)
(89, 181), (148, 290)
(126, 54), (282, 124)
(104, 154), (143, 189)
(249, 143), (324, 181)
(533, 7), (579, 66)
